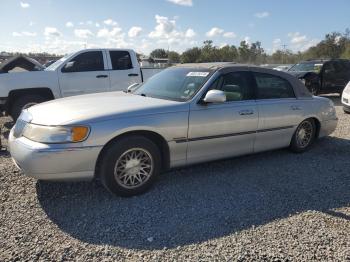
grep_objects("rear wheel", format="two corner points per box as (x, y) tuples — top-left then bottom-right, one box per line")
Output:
(344, 107), (350, 114)
(290, 119), (316, 153)
(100, 135), (161, 197)
(10, 95), (47, 121)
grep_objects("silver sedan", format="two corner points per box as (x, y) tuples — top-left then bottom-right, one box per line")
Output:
(9, 64), (338, 196)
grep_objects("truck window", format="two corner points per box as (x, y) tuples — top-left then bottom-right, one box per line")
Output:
(109, 51), (132, 70)
(62, 51), (104, 72)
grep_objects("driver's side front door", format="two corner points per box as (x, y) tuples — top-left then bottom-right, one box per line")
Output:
(58, 50), (110, 97)
(186, 71), (258, 164)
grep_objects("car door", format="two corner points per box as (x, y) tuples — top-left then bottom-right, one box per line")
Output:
(252, 70), (304, 152)
(187, 70), (258, 164)
(106, 50), (141, 92)
(321, 61), (346, 93)
(58, 50), (110, 97)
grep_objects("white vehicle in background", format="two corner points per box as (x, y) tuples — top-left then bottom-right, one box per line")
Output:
(0, 49), (164, 120)
(342, 81), (350, 114)
(273, 65), (291, 72)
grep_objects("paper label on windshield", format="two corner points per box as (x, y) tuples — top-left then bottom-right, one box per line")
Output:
(186, 72), (210, 77)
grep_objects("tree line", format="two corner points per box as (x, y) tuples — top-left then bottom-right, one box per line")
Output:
(149, 29), (350, 65)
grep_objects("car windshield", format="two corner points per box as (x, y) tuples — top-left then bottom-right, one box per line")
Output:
(133, 67), (213, 102)
(44, 53), (71, 71)
(288, 62), (323, 73)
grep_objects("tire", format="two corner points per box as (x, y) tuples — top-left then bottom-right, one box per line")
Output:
(289, 119), (316, 153)
(344, 107), (350, 114)
(309, 82), (319, 96)
(99, 135), (161, 197)
(10, 95), (47, 121)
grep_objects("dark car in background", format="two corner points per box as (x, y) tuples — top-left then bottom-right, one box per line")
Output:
(288, 59), (350, 95)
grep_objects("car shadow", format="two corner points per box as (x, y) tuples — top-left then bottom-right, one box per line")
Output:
(36, 135), (350, 250)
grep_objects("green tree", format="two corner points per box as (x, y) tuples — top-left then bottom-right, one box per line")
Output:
(181, 47), (201, 63)
(168, 51), (181, 63)
(150, 48), (168, 58)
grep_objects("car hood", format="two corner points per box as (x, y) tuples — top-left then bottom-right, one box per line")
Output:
(26, 91), (187, 125)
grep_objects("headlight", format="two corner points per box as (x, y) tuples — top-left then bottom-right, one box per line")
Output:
(22, 123), (90, 143)
(344, 81), (350, 94)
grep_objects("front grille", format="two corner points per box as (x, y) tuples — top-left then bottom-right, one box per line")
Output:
(13, 120), (27, 138)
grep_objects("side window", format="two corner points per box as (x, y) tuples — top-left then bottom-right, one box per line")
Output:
(110, 51), (132, 70)
(323, 62), (336, 74)
(62, 51), (104, 72)
(254, 72), (295, 99)
(208, 72), (254, 102)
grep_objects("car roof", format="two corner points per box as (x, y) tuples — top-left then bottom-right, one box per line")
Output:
(173, 62), (262, 71)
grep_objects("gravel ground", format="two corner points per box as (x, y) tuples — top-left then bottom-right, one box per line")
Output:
(1, 96), (350, 261)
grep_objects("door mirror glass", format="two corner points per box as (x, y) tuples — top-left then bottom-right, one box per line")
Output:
(127, 83), (140, 93)
(203, 90), (226, 103)
(63, 61), (75, 72)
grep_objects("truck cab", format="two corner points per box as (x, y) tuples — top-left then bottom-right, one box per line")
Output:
(0, 48), (159, 120)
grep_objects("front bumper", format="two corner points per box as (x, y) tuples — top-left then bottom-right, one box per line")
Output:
(319, 118), (338, 137)
(8, 129), (103, 181)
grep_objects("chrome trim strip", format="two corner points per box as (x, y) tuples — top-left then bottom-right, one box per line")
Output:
(174, 125), (294, 143)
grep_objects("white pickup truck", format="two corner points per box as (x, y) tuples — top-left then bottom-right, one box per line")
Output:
(0, 48), (163, 120)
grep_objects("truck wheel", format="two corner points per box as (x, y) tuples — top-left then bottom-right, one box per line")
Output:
(309, 82), (319, 96)
(99, 135), (161, 197)
(10, 95), (47, 121)
(289, 119), (316, 153)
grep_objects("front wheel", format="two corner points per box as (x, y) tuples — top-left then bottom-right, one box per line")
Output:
(100, 135), (161, 197)
(289, 119), (316, 153)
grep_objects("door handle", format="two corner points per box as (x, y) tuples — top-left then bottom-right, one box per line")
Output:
(96, 75), (108, 78)
(128, 73), (139, 77)
(239, 110), (254, 115)
(290, 105), (302, 110)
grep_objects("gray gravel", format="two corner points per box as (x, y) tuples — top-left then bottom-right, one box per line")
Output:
(1, 96), (350, 261)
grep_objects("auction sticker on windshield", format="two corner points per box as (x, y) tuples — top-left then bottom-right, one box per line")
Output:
(186, 72), (210, 77)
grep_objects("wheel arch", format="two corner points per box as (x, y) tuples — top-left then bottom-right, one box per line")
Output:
(94, 130), (170, 178)
(7, 87), (54, 112)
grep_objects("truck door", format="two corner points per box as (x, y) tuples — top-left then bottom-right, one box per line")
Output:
(106, 50), (141, 92)
(58, 50), (110, 97)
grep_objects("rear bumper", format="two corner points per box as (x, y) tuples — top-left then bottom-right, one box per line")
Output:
(8, 129), (103, 181)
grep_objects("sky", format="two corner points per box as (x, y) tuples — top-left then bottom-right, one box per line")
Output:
(0, 0), (349, 55)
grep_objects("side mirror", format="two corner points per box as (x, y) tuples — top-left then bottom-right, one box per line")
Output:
(62, 61), (75, 72)
(127, 83), (140, 93)
(202, 90), (226, 103)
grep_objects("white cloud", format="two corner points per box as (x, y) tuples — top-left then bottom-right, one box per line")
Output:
(254, 11), (270, 18)
(243, 36), (251, 44)
(97, 27), (122, 38)
(29, 21), (35, 26)
(149, 15), (176, 39)
(66, 22), (74, 28)
(95, 23), (100, 27)
(22, 31), (37, 37)
(223, 32), (236, 38)
(44, 27), (62, 37)
(206, 27), (224, 37)
(104, 19), (118, 26)
(128, 26), (142, 38)
(74, 29), (93, 39)
(272, 38), (282, 52)
(12, 31), (37, 37)
(185, 28), (196, 38)
(167, 0), (192, 6)
(20, 1), (30, 8)
(287, 32), (320, 51)
(288, 32), (307, 44)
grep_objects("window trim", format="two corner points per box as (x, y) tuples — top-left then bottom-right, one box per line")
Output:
(198, 70), (256, 104)
(61, 51), (105, 73)
(252, 71), (296, 100)
(108, 50), (134, 71)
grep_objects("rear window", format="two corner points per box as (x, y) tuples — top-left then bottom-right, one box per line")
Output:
(254, 72), (295, 99)
(110, 51), (132, 70)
